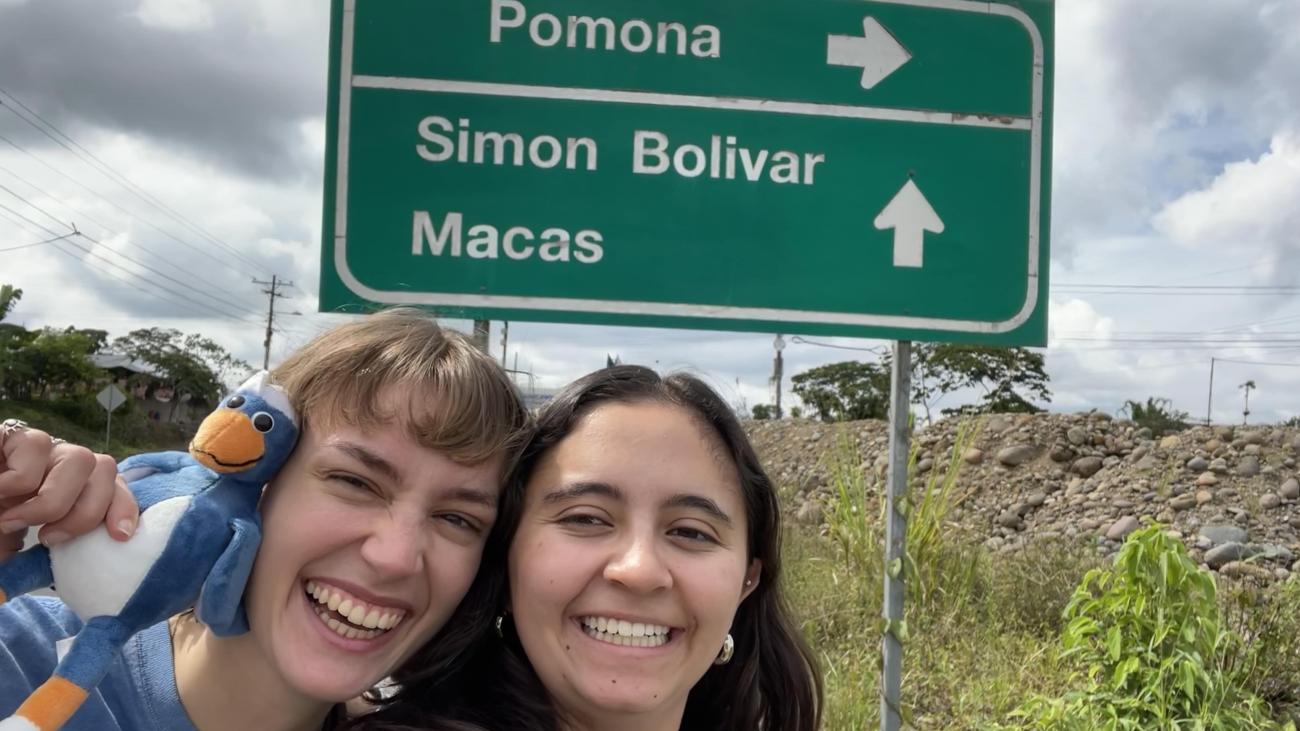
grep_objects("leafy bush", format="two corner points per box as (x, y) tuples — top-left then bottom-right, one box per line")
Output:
(1008, 525), (1290, 731)
(1121, 397), (1191, 437)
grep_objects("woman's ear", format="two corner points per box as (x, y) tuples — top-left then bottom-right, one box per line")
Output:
(741, 559), (762, 601)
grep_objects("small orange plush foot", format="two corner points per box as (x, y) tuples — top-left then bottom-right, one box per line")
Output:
(8, 676), (88, 731)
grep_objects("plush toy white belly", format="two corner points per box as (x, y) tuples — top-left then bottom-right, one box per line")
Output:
(49, 496), (193, 620)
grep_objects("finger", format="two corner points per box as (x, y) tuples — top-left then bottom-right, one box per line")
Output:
(0, 531), (25, 561)
(38, 454), (119, 547)
(0, 445), (96, 533)
(104, 475), (139, 542)
(0, 428), (54, 498)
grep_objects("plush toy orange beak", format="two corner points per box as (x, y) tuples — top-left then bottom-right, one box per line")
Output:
(190, 410), (264, 474)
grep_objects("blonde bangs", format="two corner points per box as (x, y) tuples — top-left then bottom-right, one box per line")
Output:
(271, 309), (530, 467)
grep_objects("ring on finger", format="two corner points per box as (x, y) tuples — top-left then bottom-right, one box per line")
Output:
(0, 419), (28, 448)
(49, 437), (66, 446)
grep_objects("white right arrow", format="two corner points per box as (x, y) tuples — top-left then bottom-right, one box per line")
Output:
(874, 179), (945, 268)
(826, 17), (912, 90)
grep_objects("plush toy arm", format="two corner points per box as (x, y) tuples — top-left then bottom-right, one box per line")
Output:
(195, 517), (261, 637)
(118, 451), (195, 477)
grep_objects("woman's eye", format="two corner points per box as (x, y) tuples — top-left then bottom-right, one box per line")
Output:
(670, 526), (719, 545)
(329, 473), (371, 490)
(436, 514), (480, 533)
(558, 513), (609, 528)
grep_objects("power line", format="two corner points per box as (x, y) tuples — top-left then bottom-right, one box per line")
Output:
(1211, 357), (1300, 368)
(0, 168), (260, 314)
(0, 88), (270, 275)
(0, 231), (77, 253)
(787, 336), (888, 353)
(1058, 282), (1300, 291)
(0, 185), (264, 320)
(0, 206), (259, 324)
(0, 131), (255, 282)
(1055, 289), (1300, 297)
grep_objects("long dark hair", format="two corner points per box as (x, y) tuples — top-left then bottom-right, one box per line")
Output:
(354, 365), (822, 731)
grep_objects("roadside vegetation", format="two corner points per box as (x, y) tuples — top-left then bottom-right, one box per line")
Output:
(783, 431), (1300, 730)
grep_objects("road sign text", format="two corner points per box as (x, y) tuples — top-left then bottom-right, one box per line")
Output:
(490, 0), (721, 58)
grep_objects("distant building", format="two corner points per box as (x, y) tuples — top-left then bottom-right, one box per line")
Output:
(90, 353), (202, 425)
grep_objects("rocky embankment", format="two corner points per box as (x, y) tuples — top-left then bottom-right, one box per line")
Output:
(747, 413), (1300, 581)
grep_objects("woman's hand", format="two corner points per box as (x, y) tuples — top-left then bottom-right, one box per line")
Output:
(0, 420), (140, 560)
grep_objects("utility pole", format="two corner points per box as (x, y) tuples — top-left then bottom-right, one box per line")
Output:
(500, 321), (509, 367)
(471, 319), (491, 354)
(1240, 380), (1255, 425)
(253, 275), (293, 370)
(771, 334), (785, 418)
(1205, 357), (1215, 426)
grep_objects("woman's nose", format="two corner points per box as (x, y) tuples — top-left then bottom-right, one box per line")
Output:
(360, 512), (425, 578)
(602, 533), (673, 593)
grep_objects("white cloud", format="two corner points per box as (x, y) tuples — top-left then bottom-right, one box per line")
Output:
(133, 0), (213, 31)
(1153, 133), (1300, 281)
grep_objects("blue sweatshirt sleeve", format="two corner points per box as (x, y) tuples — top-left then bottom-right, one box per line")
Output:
(0, 596), (82, 714)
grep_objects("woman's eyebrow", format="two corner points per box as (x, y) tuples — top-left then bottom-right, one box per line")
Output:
(332, 442), (400, 482)
(542, 481), (622, 504)
(664, 493), (733, 526)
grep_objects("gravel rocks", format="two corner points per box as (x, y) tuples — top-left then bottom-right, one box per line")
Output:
(746, 414), (1300, 581)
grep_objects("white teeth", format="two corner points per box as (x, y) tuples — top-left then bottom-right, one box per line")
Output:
(580, 617), (671, 647)
(347, 604), (368, 625)
(305, 581), (408, 636)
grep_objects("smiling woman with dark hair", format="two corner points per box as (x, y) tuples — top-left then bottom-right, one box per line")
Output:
(359, 365), (822, 731)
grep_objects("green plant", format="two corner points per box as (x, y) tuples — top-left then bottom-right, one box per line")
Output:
(1008, 525), (1290, 730)
(823, 436), (879, 574)
(1121, 397), (1191, 437)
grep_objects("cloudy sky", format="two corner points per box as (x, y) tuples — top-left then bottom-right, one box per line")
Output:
(2, 0), (1299, 424)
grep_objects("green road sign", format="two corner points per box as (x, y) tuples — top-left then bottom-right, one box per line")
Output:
(322, 0), (1053, 345)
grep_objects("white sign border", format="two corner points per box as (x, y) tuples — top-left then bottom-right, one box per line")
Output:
(331, 0), (1044, 335)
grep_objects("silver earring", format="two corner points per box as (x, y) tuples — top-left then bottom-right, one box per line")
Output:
(494, 614), (505, 639)
(744, 579), (752, 587)
(714, 633), (734, 665)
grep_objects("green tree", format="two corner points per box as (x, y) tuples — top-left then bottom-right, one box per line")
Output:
(751, 404), (775, 420)
(0, 284), (22, 323)
(65, 327), (109, 354)
(112, 328), (251, 415)
(911, 344), (1051, 417)
(0, 323), (36, 399)
(1120, 397), (1190, 436)
(2, 328), (100, 400)
(790, 360), (889, 423)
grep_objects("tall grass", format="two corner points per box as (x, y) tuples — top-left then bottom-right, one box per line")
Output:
(802, 419), (1098, 729)
(787, 417), (1299, 729)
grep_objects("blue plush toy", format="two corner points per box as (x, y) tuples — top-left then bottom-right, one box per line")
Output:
(0, 371), (298, 731)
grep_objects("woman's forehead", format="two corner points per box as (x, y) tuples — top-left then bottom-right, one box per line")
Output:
(537, 402), (742, 497)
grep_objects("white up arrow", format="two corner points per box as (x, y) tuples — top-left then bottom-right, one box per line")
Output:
(874, 179), (944, 268)
(826, 17), (911, 90)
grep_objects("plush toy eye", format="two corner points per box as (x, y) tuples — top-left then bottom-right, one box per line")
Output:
(226, 395), (246, 409)
(252, 412), (274, 432)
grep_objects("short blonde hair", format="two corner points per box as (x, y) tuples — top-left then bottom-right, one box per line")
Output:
(271, 308), (530, 468)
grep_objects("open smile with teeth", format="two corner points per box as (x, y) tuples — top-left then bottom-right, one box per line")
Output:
(580, 616), (673, 648)
(305, 580), (408, 641)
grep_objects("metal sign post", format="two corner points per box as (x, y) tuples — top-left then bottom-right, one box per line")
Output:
(881, 339), (911, 731)
(96, 385), (127, 452)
